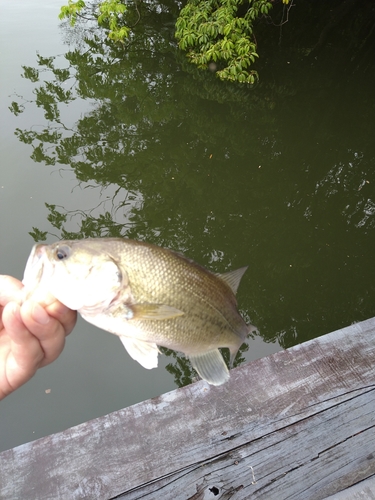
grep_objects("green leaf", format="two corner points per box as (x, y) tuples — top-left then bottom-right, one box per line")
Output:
(21, 66), (39, 82)
(9, 101), (25, 116)
(174, 0), (273, 83)
(29, 227), (48, 242)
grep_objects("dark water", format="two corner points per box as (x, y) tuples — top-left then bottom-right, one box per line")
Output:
(1, 0), (374, 452)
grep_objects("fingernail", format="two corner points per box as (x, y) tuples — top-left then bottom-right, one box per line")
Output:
(31, 302), (50, 325)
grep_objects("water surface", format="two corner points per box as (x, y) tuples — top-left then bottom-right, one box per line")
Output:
(0, 0), (374, 452)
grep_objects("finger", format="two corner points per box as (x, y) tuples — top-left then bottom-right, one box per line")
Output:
(0, 301), (43, 398)
(20, 285), (77, 336)
(2, 301), (44, 374)
(45, 300), (77, 337)
(20, 300), (67, 367)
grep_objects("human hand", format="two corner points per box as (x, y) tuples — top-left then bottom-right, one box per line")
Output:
(0, 275), (77, 400)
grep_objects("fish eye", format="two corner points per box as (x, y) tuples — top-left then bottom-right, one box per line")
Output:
(55, 245), (71, 261)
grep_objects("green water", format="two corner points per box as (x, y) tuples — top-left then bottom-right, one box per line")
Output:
(0, 0), (374, 452)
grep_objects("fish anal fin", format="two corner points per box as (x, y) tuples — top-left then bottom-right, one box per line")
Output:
(119, 336), (159, 369)
(216, 266), (248, 295)
(189, 349), (230, 386)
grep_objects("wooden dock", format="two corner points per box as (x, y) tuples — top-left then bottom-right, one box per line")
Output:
(1, 318), (375, 499)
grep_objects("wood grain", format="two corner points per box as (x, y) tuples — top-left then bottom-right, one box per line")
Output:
(1, 318), (374, 500)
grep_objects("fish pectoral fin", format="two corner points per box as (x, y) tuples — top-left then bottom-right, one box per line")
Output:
(215, 266), (248, 295)
(128, 303), (184, 321)
(119, 336), (160, 369)
(189, 349), (230, 386)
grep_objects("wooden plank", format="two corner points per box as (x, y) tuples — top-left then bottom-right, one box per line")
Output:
(325, 476), (375, 500)
(0, 318), (375, 500)
(115, 388), (374, 499)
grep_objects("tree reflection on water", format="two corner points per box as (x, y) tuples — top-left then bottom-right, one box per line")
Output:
(9, 0), (375, 379)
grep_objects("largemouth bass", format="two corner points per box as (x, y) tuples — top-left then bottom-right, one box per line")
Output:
(23, 238), (252, 385)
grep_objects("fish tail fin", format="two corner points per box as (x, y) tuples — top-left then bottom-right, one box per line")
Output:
(189, 349), (230, 386)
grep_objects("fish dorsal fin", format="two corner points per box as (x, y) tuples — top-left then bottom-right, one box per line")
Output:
(119, 336), (160, 369)
(189, 349), (230, 386)
(215, 266), (248, 295)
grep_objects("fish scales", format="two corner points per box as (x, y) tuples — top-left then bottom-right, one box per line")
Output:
(22, 238), (252, 385)
(110, 239), (246, 349)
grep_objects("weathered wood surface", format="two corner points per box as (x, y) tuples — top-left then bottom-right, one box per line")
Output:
(325, 476), (375, 500)
(1, 318), (375, 500)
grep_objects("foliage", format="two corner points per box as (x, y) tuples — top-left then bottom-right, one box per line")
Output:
(59, 0), (129, 42)
(28, 227), (48, 242)
(58, 0), (375, 84)
(175, 0), (273, 84)
(59, 0), (274, 83)
(97, 0), (129, 41)
(59, 0), (86, 26)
